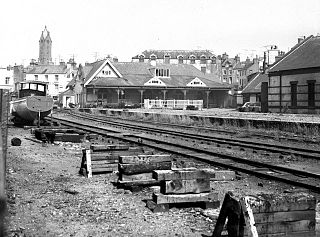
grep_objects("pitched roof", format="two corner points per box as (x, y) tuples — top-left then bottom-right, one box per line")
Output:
(268, 35), (320, 73)
(241, 73), (268, 94)
(132, 50), (215, 59)
(26, 65), (68, 74)
(86, 60), (229, 89)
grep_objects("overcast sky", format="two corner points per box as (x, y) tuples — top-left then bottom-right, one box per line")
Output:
(1, 0), (319, 67)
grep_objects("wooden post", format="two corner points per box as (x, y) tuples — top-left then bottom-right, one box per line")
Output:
(0, 89), (8, 237)
(38, 110), (41, 128)
(86, 150), (92, 178)
(212, 192), (245, 237)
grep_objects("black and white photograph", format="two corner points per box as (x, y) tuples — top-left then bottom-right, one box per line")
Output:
(1, 0), (320, 236)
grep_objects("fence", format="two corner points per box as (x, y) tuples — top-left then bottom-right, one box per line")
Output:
(144, 99), (203, 110)
(0, 89), (9, 236)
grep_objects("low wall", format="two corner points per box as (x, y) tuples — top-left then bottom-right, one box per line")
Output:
(79, 108), (320, 132)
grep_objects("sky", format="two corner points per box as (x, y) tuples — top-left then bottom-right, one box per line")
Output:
(0, 0), (320, 67)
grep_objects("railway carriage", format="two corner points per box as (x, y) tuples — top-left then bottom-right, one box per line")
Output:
(10, 81), (53, 125)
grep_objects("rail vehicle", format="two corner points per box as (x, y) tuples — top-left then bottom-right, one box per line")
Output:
(10, 81), (53, 125)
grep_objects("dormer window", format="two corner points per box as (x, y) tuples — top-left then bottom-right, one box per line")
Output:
(139, 54), (145, 62)
(200, 55), (207, 64)
(155, 68), (170, 77)
(189, 55), (196, 64)
(164, 55), (170, 64)
(150, 54), (157, 61)
(211, 56), (216, 64)
(178, 55), (184, 64)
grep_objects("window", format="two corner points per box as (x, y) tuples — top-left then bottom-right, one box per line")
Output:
(139, 55), (145, 62)
(5, 77), (10, 84)
(308, 80), (315, 107)
(34, 75), (38, 80)
(45, 75), (48, 81)
(155, 68), (170, 77)
(211, 56), (216, 64)
(164, 55), (170, 64)
(201, 67), (206, 73)
(189, 56), (195, 64)
(200, 56), (206, 64)
(290, 81), (297, 107)
(150, 54), (157, 61)
(229, 70), (232, 75)
(223, 70), (227, 75)
(55, 75), (59, 82)
(178, 56), (183, 64)
(55, 84), (59, 90)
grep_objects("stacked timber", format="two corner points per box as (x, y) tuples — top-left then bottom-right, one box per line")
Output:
(117, 154), (172, 191)
(147, 168), (220, 212)
(212, 191), (317, 237)
(243, 192), (317, 237)
(79, 144), (144, 178)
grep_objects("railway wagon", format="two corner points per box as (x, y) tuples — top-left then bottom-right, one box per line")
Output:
(10, 81), (53, 125)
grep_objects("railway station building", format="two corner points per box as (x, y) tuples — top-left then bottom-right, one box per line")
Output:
(267, 35), (320, 114)
(66, 59), (231, 109)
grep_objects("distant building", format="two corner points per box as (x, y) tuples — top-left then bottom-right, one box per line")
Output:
(38, 26), (53, 65)
(0, 66), (14, 92)
(67, 59), (231, 109)
(26, 59), (77, 100)
(132, 50), (219, 77)
(267, 35), (320, 114)
(237, 57), (260, 89)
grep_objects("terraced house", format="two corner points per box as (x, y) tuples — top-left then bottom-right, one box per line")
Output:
(267, 35), (320, 114)
(132, 50), (219, 76)
(67, 59), (230, 109)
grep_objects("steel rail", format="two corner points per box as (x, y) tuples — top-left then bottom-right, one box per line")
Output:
(51, 116), (320, 193)
(67, 113), (320, 160)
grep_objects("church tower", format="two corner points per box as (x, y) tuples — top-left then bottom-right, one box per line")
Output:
(38, 26), (52, 65)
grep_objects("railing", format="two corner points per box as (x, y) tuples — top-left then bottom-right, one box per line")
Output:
(144, 99), (203, 110)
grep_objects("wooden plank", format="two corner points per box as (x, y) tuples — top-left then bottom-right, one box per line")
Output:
(253, 210), (316, 224)
(91, 163), (118, 169)
(120, 172), (153, 181)
(240, 196), (258, 237)
(254, 220), (315, 235)
(246, 193), (316, 213)
(86, 149), (92, 178)
(119, 154), (171, 164)
(91, 167), (117, 173)
(119, 161), (171, 175)
(117, 179), (160, 187)
(91, 160), (118, 165)
(153, 192), (219, 204)
(90, 153), (119, 161)
(154, 168), (210, 181)
(90, 144), (129, 151)
(249, 231), (316, 237)
(161, 179), (210, 194)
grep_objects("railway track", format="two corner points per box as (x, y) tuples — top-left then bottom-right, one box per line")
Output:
(67, 112), (320, 160)
(50, 114), (320, 193)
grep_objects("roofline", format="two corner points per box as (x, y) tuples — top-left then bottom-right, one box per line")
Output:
(84, 59), (123, 87)
(241, 73), (261, 93)
(267, 35), (314, 73)
(86, 85), (230, 90)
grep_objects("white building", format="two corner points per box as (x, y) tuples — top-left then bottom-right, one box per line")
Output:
(25, 61), (76, 100)
(0, 66), (14, 92)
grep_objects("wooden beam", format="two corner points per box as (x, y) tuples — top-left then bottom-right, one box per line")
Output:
(153, 192), (218, 204)
(154, 168), (209, 181)
(119, 154), (171, 164)
(161, 179), (210, 194)
(119, 161), (171, 175)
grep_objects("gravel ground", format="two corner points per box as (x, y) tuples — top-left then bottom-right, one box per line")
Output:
(4, 124), (320, 236)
